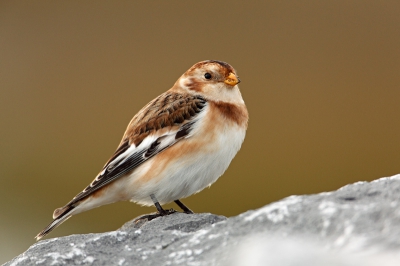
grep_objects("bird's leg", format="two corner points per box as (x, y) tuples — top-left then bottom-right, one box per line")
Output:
(133, 194), (176, 224)
(151, 194), (176, 216)
(174, 199), (194, 214)
(151, 194), (167, 215)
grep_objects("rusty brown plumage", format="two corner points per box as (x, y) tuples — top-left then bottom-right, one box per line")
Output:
(210, 101), (248, 127)
(186, 60), (236, 77)
(123, 92), (206, 146)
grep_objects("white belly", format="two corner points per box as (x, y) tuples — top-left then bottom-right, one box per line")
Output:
(129, 122), (246, 206)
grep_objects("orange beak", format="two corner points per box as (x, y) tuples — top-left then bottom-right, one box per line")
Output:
(224, 72), (240, 86)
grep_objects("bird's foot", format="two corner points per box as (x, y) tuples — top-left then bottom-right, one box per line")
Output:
(133, 208), (177, 225)
(158, 208), (177, 216)
(134, 194), (190, 226)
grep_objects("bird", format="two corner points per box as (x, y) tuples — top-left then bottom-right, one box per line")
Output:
(35, 60), (248, 240)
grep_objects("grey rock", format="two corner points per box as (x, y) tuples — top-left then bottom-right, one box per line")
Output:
(5, 174), (400, 266)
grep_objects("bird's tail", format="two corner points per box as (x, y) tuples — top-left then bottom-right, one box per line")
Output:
(35, 205), (75, 241)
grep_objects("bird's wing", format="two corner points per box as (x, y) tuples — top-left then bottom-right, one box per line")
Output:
(67, 92), (207, 207)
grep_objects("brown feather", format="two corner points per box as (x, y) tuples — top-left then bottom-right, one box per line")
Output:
(123, 92), (206, 146)
(210, 101), (248, 127)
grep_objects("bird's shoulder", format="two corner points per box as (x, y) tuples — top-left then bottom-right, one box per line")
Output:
(122, 91), (207, 147)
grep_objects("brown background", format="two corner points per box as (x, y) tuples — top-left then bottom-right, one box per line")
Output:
(1, 1), (399, 263)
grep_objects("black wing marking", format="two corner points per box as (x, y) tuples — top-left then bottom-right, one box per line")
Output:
(102, 139), (130, 169)
(66, 110), (203, 207)
(175, 120), (196, 140)
(67, 149), (146, 206)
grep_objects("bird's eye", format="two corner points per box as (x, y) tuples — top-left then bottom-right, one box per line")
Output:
(204, 73), (212, 80)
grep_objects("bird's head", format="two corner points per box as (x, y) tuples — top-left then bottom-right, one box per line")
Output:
(172, 60), (243, 104)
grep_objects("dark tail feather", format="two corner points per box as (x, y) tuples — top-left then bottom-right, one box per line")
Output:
(35, 205), (75, 241)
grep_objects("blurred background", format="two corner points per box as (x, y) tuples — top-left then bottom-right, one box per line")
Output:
(1, 0), (399, 263)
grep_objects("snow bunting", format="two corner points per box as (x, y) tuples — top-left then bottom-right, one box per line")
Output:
(36, 60), (248, 240)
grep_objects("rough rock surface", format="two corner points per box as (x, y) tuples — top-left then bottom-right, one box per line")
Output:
(5, 174), (400, 266)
